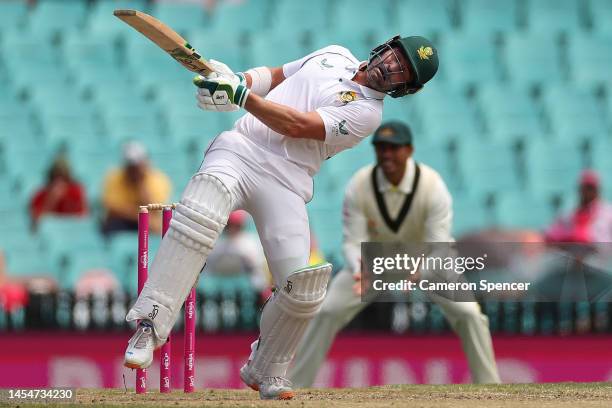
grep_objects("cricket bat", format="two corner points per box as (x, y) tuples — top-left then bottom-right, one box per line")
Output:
(113, 9), (215, 76)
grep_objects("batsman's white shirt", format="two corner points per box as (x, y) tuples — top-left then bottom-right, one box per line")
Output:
(208, 45), (384, 202)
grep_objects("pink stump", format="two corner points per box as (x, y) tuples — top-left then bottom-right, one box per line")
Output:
(160, 207), (173, 393)
(184, 287), (196, 393)
(136, 207), (149, 394)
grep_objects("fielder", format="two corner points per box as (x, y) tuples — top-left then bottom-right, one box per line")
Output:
(123, 35), (439, 399)
(289, 121), (501, 386)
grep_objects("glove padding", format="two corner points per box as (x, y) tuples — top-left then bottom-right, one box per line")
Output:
(194, 71), (249, 112)
(205, 59), (236, 77)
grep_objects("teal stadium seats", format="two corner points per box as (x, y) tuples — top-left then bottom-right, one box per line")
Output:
(477, 85), (545, 142)
(568, 33), (612, 90)
(87, 0), (149, 40)
(452, 193), (491, 236)
(524, 140), (586, 198)
(503, 34), (565, 88)
(208, 0), (272, 36)
(590, 140), (612, 199)
(188, 29), (247, 72)
(333, 0), (393, 37)
(1, 30), (69, 91)
(588, 0), (612, 35)
(381, 98), (421, 133)
(123, 31), (194, 92)
(248, 31), (315, 68)
(524, 0), (584, 38)
(98, 93), (165, 141)
(437, 34), (500, 88)
(149, 2), (207, 37)
(459, 0), (518, 39)
(62, 249), (115, 292)
(26, 0), (88, 39)
(413, 141), (456, 192)
(542, 85), (608, 143)
(494, 193), (555, 230)
(73, 66), (133, 94)
(0, 97), (40, 155)
(396, 0), (454, 40)
(457, 139), (522, 199)
(411, 84), (482, 139)
(0, 1), (28, 35)
(38, 216), (106, 283)
(62, 32), (121, 73)
(270, 0), (331, 37)
(108, 231), (138, 292)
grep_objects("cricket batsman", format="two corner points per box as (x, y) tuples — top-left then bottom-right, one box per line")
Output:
(289, 121), (501, 386)
(123, 35), (439, 399)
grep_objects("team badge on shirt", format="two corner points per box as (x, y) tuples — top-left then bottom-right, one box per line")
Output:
(338, 91), (358, 104)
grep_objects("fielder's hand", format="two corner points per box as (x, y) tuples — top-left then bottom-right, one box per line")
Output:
(194, 72), (249, 112)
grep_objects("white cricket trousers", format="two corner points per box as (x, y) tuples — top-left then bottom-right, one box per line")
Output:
(199, 136), (311, 284)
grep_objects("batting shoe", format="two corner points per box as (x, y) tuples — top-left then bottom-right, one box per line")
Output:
(239, 362), (261, 391)
(258, 376), (294, 400)
(124, 322), (156, 369)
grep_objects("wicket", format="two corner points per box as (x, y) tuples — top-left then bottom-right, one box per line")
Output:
(136, 203), (196, 394)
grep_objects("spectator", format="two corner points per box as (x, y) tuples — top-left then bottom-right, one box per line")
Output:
(204, 210), (268, 292)
(29, 155), (88, 230)
(0, 250), (29, 319)
(545, 170), (612, 243)
(101, 141), (172, 235)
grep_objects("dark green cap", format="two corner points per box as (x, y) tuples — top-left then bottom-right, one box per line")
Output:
(397, 36), (439, 88)
(372, 121), (413, 146)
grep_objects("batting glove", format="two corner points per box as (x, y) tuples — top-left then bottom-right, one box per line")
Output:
(205, 59), (237, 78)
(194, 72), (250, 112)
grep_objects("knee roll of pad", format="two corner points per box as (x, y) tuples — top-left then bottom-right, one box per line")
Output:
(167, 173), (233, 252)
(275, 263), (333, 318)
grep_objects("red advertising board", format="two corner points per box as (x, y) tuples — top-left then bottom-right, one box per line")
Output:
(0, 333), (610, 388)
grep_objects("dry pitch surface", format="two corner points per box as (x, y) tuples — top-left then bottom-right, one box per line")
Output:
(5, 383), (611, 407)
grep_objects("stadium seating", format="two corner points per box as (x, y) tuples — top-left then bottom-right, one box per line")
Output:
(396, 0), (454, 40)
(588, 0), (612, 35)
(477, 85), (545, 142)
(0, 1), (28, 35)
(494, 193), (556, 230)
(524, 0), (584, 38)
(333, 0), (393, 37)
(25, 0), (89, 39)
(503, 34), (565, 88)
(459, 0), (518, 39)
(207, 0), (272, 36)
(567, 33), (612, 90)
(524, 140), (586, 199)
(437, 33), (500, 87)
(542, 85), (608, 143)
(457, 139), (522, 199)
(149, 2), (208, 36)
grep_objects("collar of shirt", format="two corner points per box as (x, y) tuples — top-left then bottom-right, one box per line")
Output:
(376, 157), (416, 194)
(343, 61), (386, 100)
